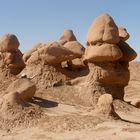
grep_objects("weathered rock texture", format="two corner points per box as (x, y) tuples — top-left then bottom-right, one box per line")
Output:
(59, 29), (77, 45)
(20, 14), (137, 108)
(80, 13), (137, 106)
(86, 13), (120, 45)
(21, 32), (86, 89)
(0, 34), (25, 76)
(7, 78), (36, 100)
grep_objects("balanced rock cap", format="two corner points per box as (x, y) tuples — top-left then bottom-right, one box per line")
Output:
(26, 41), (80, 65)
(118, 27), (130, 41)
(0, 34), (20, 52)
(86, 13), (120, 45)
(59, 29), (77, 45)
(84, 43), (123, 62)
(63, 41), (85, 57)
(118, 41), (137, 62)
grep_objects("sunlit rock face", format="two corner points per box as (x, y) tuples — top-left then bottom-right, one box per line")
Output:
(0, 34), (25, 76)
(79, 13), (137, 106)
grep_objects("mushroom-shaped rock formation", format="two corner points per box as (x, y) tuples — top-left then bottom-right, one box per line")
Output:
(59, 29), (77, 45)
(118, 27), (130, 41)
(78, 13), (137, 106)
(59, 29), (86, 70)
(7, 78), (36, 101)
(21, 40), (87, 89)
(0, 34), (25, 76)
(86, 13), (120, 45)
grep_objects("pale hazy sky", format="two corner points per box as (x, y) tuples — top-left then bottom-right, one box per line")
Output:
(0, 0), (140, 60)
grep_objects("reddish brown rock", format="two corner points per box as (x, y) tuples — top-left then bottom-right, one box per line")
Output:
(23, 43), (42, 63)
(59, 29), (77, 45)
(0, 34), (19, 52)
(26, 42), (80, 65)
(64, 41), (85, 58)
(7, 78), (36, 101)
(0, 34), (25, 75)
(118, 27), (130, 41)
(118, 41), (137, 62)
(86, 13), (120, 45)
(84, 43), (122, 62)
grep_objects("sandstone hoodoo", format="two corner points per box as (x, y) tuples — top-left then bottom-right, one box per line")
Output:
(81, 13), (137, 106)
(0, 34), (25, 76)
(21, 29), (86, 89)
(0, 12), (140, 139)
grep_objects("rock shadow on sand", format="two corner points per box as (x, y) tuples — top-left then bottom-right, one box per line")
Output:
(31, 96), (58, 108)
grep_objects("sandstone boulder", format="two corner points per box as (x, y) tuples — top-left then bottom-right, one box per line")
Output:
(0, 34), (19, 52)
(95, 94), (113, 115)
(59, 29), (77, 45)
(2, 92), (28, 108)
(23, 43), (42, 63)
(118, 41), (137, 62)
(8, 49), (25, 68)
(86, 13), (120, 45)
(84, 43), (122, 62)
(113, 99), (140, 124)
(7, 78), (36, 100)
(27, 42), (80, 65)
(118, 27), (129, 41)
(64, 41), (85, 57)
(67, 58), (86, 69)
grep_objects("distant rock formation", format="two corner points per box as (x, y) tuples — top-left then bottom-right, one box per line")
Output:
(0, 34), (25, 77)
(59, 29), (77, 45)
(21, 31), (86, 89)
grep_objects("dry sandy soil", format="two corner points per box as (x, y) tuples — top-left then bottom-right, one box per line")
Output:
(0, 62), (140, 140)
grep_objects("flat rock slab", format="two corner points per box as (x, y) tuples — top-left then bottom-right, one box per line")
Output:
(113, 99), (140, 124)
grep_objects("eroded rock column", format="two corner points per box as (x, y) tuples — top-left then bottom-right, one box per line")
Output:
(81, 13), (137, 106)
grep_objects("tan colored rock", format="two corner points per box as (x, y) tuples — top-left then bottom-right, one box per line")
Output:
(113, 99), (140, 124)
(86, 13), (120, 45)
(118, 41), (137, 62)
(84, 43), (122, 62)
(67, 58), (86, 69)
(2, 92), (28, 107)
(7, 78), (36, 100)
(95, 94), (113, 115)
(23, 43), (42, 62)
(59, 29), (77, 45)
(118, 27), (129, 41)
(2, 52), (14, 65)
(8, 49), (25, 68)
(27, 42), (80, 65)
(0, 34), (19, 52)
(64, 41), (85, 57)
